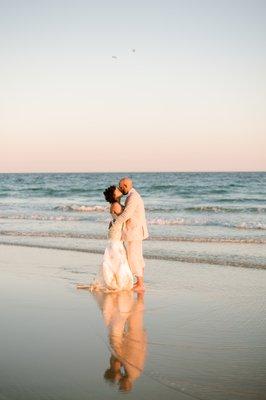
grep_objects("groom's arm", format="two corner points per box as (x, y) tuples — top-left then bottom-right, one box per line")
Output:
(111, 194), (137, 227)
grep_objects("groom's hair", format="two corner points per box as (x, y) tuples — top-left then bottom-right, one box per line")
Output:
(103, 185), (116, 203)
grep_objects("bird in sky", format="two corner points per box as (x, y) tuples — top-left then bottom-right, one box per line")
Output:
(111, 49), (135, 60)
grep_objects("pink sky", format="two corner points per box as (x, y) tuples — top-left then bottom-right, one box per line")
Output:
(1, 1), (265, 172)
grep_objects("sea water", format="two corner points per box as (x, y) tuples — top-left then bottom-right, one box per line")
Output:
(0, 172), (265, 269)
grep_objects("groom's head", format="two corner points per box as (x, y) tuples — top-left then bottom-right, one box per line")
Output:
(119, 177), (133, 195)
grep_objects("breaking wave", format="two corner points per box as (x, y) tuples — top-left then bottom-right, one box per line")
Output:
(148, 218), (266, 230)
(0, 230), (265, 244)
(54, 204), (107, 212)
(0, 214), (80, 221)
(185, 205), (266, 213)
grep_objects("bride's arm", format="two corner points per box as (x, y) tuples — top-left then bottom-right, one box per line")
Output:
(111, 195), (136, 227)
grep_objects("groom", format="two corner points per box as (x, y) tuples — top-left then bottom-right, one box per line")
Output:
(110, 177), (149, 291)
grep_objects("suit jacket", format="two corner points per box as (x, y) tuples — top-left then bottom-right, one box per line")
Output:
(110, 188), (149, 242)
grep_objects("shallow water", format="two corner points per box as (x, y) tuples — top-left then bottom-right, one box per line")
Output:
(0, 245), (265, 400)
(0, 172), (265, 269)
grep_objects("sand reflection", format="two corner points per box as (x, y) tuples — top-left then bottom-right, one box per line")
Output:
(92, 290), (147, 392)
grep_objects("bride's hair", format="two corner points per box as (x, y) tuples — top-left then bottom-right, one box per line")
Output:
(103, 185), (116, 203)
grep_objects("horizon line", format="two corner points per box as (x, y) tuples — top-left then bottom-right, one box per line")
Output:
(0, 170), (265, 174)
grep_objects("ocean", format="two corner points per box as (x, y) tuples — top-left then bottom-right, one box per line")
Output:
(0, 172), (265, 269)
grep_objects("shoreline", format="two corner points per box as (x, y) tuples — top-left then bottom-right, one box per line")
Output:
(1, 241), (265, 270)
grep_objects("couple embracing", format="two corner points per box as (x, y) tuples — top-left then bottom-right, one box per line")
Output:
(78, 177), (148, 292)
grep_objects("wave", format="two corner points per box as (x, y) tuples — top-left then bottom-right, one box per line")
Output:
(54, 204), (107, 212)
(152, 235), (266, 244)
(149, 186), (229, 194)
(0, 230), (106, 239)
(146, 254), (266, 269)
(185, 205), (266, 213)
(207, 189), (229, 194)
(1, 211), (265, 231)
(229, 222), (266, 230)
(148, 218), (266, 230)
(0, 230), (265, 244)
(0, 241), (265, 269)
(213, 197), (266, 203)
(148, 218), (186, 225)
(0, 214), (80, 221)
(146, 206), (179, 212)
(54, 203), (266, 214)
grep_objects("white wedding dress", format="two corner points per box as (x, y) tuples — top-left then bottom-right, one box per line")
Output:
(90, 213), (134, 292)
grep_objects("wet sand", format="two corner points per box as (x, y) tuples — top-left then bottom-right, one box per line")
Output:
(0, 244), (265, 400)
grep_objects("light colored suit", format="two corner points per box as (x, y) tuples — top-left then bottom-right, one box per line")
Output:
(116, 188), (148, 241)
(109, 188), (148, 277)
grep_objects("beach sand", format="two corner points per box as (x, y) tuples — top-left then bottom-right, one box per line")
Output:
(0, 244), (265, 400)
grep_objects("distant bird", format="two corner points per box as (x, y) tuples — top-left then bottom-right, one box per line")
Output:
(112, 55), (118, 59)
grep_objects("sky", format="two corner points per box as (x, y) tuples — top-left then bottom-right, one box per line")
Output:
(0, 0), (265, 172)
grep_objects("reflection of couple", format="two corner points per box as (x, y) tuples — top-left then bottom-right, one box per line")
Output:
(78, 177), (149, 292)
(92, 290), (147, 392)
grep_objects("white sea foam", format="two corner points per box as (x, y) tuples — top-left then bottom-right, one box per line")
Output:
(55, 204), (107, 212)
(1, 230), (264, 244)
(186, 205), (266, 213)
(233, 222), (266, 230)
(148, 217), (266, 230)
(1, 212), (265, 231)
(0, 214), (79, 221)
(148, 218), (186, 225)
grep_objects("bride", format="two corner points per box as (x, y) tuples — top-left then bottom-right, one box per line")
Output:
(77, 186), (134, 292)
